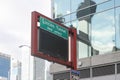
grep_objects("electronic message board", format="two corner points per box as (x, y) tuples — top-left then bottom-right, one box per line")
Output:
(31, 11), (77, 69)
(39, 16), (68, 61)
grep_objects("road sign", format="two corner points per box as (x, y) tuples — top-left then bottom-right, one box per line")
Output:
(40, 16), (68, 40)
(31, 11), (77, 70)
(70, 70), (80, 80)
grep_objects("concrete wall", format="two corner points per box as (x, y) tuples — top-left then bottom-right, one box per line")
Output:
(50, 51), (120, 73)
(78, 51), (120, 68)
(117, 74), (120, 80)
(50, 63), (70, 73)
(92, 75), (115, 80)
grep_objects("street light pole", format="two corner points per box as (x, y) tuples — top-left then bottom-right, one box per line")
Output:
(19, 45), (31, 48)
(19, 45), (31, 80)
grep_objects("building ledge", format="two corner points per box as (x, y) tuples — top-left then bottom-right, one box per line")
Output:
(50, 51), (120, 73)
(78, 51), (120, 68)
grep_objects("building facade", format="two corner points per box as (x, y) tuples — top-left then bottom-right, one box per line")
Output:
(10, 58), (21, 80)
(0, 52), (10, 80)
(20, 45), (53, 80)
(20, 45), (45, 80)
(50, 0), (120, 80)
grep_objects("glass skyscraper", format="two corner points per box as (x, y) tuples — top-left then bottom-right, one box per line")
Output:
(50, 0), (120, 80)
(53, 0), (120, 59)
(10, 58), (21, 80)
(0, 53), (10, 79)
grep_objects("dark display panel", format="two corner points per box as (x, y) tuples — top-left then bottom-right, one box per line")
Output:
(39, 28), (68, 61)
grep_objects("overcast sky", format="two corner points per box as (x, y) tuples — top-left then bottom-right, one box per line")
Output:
(0, 0), (51, 59)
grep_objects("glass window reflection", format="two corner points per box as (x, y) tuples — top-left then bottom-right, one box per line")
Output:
(115, 7), (120, 49)
(53, 0), (120, 59)
(53, 0), (70, 18)
(91, 9), (115, 54)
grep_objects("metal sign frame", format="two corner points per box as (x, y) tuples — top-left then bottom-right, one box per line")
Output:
(31, 11), (77, 70)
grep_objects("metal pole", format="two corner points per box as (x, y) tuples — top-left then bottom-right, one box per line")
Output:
(70, 27), (77, 70)
(119, 14), (120, 48)
(114, 0), (117, 49)
(19, 45), (31, 80)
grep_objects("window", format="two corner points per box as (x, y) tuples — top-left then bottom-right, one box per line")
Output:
(53, 0), (120, 59)
(92, 65), (115, 77)
(117, 63), (120, 74)
(79, 68), (90, 78)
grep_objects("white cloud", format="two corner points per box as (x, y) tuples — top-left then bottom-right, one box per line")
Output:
(92, 27), (115, 38)
(92, 40), (115, 53)
(91, 13), (115, 53)
(0, 0), (51, 60)
(91, 29), (115, 53)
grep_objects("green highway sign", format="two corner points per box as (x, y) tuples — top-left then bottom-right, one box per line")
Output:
(39, 16), (68, 40)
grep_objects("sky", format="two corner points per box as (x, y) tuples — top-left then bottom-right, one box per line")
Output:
(0, 0), (51, 60)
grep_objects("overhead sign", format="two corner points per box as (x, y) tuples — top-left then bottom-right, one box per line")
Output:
(40, 16), (68, 40)
(31, 11), (77, 70)
(39, 16), (68, 61)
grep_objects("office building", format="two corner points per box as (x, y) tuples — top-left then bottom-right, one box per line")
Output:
(20, 45), (53, 80)
(0, 77), (7, 80)
(10, 58), (21, 80)
(50, 0), (120, 80)
(0, 52), (10, 80)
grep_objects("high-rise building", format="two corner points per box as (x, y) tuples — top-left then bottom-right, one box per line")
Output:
(33, 57), (45, 80)
(10, 57), (21, 80)
(20, 45), (53, 80)
(0, 77), (7, 80)
(50, 0), (120, 80)
(0, 52), (10, 80)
